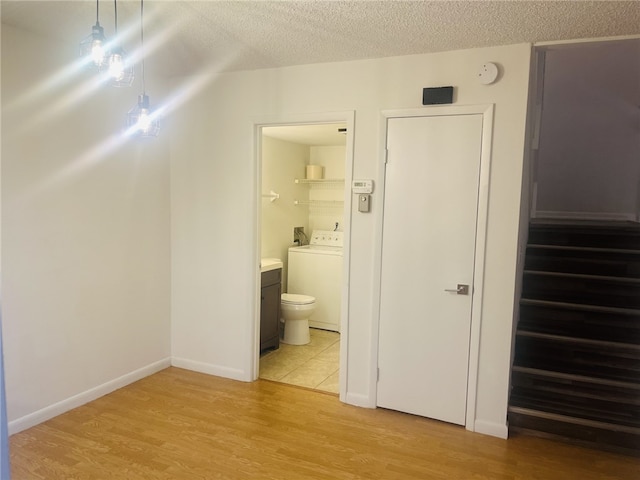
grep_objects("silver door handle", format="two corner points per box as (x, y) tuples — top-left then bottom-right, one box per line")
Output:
(444, 284), (469, 295)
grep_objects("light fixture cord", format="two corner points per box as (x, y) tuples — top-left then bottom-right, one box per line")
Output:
(96, 0), (99, 25)
(141, 0), (146, 95)
(113, 0), (117, 34)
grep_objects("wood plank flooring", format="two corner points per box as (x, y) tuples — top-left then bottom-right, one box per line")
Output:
(10, 367), (640, 479)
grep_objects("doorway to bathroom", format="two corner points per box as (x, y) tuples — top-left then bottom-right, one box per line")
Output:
(257, 120), (352, 396)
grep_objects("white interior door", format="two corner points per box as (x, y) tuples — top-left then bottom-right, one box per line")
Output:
(377, 114), (483, 425)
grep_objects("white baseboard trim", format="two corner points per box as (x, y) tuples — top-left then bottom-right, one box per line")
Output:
(345, 391), (375, 408)
(171, 357), (246, 382)
(473, 419), (508, 439)
(8, 357), (171, 435)
(535, 210), (637, 222)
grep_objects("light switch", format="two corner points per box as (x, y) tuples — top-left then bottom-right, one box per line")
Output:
(358, 194), (370, 213)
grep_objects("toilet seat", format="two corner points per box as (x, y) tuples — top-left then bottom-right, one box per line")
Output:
(281, 293), (315, 305)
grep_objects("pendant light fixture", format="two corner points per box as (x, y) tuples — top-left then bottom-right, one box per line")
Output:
(80, 0), (108, 69)
(108, 0), (134, 86)
(126, 0), (160, 137)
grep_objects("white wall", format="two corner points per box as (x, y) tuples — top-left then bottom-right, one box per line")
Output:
(1, 24), (172, 432)
(170, 43), (531, 435)
(535, 40), (640, 220)
(261, 135), (309, 291)
(308, 146), (346, 233)
(261, 140), (346, 290)
(0, 23), (9, 473)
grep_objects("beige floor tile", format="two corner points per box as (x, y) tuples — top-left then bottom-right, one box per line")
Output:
(260, 328), (340, 392)
(315, 342), (340, 363)
(279, 358), (339, 389)
(316, 370), (340, 394)
(276, 343), (324, 361)
(258, 355), (298, 381)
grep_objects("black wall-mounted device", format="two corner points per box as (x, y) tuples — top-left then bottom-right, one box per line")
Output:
(422, 86), (454, 105)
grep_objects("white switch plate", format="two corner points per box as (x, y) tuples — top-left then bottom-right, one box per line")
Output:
(358, 194), (371, 212)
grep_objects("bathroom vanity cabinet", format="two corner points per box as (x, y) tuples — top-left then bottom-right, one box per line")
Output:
(260, 268), (281, 352)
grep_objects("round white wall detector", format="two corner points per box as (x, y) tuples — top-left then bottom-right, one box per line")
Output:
(478, 62), (499, 85)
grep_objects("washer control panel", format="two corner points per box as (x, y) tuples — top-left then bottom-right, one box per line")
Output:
(310, 230), (343, 247)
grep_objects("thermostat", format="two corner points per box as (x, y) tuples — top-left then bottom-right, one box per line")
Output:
(352, 179), (373, 194)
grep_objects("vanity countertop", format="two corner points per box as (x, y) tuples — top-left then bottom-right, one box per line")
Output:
(260, 258), (283, 273)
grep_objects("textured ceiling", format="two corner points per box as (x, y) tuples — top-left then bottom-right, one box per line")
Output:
(1, 1), (640, 78)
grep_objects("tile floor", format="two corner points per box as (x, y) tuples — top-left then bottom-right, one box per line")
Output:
(259, 328), (340, 394)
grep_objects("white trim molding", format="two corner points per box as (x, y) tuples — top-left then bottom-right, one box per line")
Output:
(252, 111), (356, 403)
(171, 357), (247, 382)
(345, 392), (376, 409)
(9, 358), (171, 435)
(535, 34), (640, 47)
(474, 419), (509, 439)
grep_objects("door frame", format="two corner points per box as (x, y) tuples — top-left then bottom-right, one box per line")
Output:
(372, 105), (494, 431)
(251, 111), (355, 402)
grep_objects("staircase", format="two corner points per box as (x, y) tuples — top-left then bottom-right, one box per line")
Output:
(508, 221), (640, 454)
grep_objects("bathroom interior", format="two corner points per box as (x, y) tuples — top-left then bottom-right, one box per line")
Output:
(259, 122), (347, 394)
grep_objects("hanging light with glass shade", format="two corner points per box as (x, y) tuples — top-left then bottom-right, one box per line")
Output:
(108, 0), (134, 86)
(80, 0), (108, 70)
(126, 0), (160, 137)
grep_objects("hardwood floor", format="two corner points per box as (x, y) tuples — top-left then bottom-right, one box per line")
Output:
(10, 367), (639, 479)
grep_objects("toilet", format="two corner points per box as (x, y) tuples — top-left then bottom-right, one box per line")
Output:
(280, 293), (315, 345)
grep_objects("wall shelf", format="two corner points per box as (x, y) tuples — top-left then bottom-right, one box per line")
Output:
(295, 178), (344, 207)
(295, 178), (344, 185)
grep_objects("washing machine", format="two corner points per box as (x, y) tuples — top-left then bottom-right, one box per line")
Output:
(287, 230), (343, 332)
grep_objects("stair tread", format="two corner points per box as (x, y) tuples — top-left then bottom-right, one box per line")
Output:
(523, 269), (640, 284)
(512, 365), (640, 388)
(515, 330), (640, 350)
(520, 298), (640, 316)
(508, 406), (640, 435)
(529, 219), (640, 228)
(511, 375), (640, 407)
(509, 395), (640, 428)
(527, 244), (640, 255)
(511, 366), (640, 390)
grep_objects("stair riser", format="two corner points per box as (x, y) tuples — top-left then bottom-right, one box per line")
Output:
(522, 274), (640, 309)
(519, 303), (640, 344)
(513, 336), (640, 383)
(525, 249), (640, 278)
(528, 227), (640, 250)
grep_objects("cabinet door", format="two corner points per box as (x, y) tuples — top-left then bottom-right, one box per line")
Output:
(260, 282), (281, 350)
